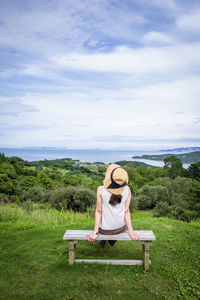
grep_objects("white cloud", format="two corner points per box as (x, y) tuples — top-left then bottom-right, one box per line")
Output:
(0, 0), (200, 149)
(0, 0), (145, 56)
(51, 43), (200, 75)
(142, 31), (174, 44)
(177, 9), (200, 33)
(1, 75), (199, 148)
(0, 98), (38, 115)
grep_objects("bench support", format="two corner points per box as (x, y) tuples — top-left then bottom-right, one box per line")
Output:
(64, 230), (156, 271)
(69, 241), (77, 265)
(142, 242), (150, 271)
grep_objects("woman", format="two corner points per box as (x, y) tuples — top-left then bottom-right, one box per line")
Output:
(87, 163), (140, 247)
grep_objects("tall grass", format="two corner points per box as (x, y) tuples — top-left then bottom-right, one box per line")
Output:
(0, 203), (93, 228)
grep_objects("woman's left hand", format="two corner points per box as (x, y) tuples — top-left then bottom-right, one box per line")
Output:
(87, 233), (98, 241)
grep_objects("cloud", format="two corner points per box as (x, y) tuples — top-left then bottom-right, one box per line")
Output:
(0, 98), (39, 116)
(0, 74), (197, 149)
(51, 43), (200, 76)
(0, 0), (200, 149)
(0, 0), (145, 57)
(177, 9), (200, 33)
(142, 31), (174, 45)
(2, 124), (47, 132)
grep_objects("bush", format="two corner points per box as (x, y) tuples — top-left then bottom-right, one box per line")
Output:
(171, 193), (188, 209)
(0, 162), (18, 179)
(152, 201), (172, 218)
(136, 184), (170, 209)
(18, 176), (38, 190)
(182, 210), (199, 222)
(21, 200), (36, 213)
(172, 177), (190, 194)
(49, 186), (96, 212)
(0, 174), (14, 194)
(130, 194), (138, 211)
(137, 195), (151, 210)
(153, 202), (198, 222)
(17, 186), (51, 203)
(170, 205), (185, 220)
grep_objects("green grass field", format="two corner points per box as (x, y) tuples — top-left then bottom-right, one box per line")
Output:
(0, 205), (200, 300)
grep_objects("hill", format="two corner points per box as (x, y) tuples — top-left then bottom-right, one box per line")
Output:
(159, 147), (200, 153)
(132, 151), (200, 163)
(115, 160), (158, 168)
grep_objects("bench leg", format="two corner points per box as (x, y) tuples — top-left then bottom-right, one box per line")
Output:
(142, 242), (150, 271)
(69, 241), (77, 265)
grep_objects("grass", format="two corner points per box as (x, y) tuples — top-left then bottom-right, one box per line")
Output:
(0, 204), (200, 300)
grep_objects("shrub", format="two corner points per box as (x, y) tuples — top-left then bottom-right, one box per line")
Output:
(137, 195), (151, 210)
(0, 174), (14, 194)
(130, 194), (138, 211)
(18, 176), (37, 190)
(170, 205), (185, 220)
(171, 193), (188, 209)
(49, 186), (96, 212)
(21, 200), (35, 213)
(182, 210), (199, 222)
(17, 186), (51, 203)
(136, 184), (170, 209)
(152, 201), (172, 218)
(172, 176), (191, 194)
(153, 202), (198, 222)
(0, 162), (18, 179)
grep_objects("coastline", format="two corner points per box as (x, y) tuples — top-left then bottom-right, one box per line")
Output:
(0, 147), (192, 168)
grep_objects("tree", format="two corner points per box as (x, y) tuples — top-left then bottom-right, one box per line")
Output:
(164, 156), (184, 179)
(136, 184), (170, 209)
(0, 174), (14, 194)
(0, 163), (17, 179)
(186, 161), (200, 181)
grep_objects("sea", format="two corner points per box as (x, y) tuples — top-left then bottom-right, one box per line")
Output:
(0, 147), (190, 168)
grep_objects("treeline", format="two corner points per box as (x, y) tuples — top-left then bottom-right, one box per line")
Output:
(132, 150), (200, 163)
(121, 156), (200, 222)
(0, 153), (200, 222)
(0, 154), (105, 212)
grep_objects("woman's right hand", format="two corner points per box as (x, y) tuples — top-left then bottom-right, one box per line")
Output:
(129, 231), (140, 241)
(86, 233), (98, 242)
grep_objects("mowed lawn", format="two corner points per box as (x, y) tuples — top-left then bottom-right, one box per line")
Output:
(0, 206), (200, 300)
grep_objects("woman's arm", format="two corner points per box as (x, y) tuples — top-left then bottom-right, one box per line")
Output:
(124, 187), (140, 241)
(87, 186), (102, 242)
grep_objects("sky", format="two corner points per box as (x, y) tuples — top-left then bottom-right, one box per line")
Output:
(0, 0), (200, 150)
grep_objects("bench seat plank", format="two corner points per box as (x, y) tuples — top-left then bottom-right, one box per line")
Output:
(63, 230), (156, 241)
(75, 259), (151, 265)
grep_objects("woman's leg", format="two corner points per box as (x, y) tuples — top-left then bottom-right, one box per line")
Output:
(97, 240), (106, 248)
(108, 240), (117, 246)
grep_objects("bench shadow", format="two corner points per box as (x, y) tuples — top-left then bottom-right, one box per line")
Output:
(75, 240), (142, 260)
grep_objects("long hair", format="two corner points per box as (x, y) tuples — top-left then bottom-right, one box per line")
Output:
(109, 193), (122, 206)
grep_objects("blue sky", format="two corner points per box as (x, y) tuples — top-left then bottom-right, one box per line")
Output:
(0, 0), (200, 150)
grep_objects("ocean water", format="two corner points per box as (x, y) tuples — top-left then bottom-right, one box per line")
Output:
(0, 148), (190, 168)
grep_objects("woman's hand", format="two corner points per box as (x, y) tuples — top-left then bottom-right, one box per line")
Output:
(87, 233), (98, 242)
(129, 231), (140, 241)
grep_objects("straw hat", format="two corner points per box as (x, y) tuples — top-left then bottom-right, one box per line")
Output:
(103, 163), (129, 195)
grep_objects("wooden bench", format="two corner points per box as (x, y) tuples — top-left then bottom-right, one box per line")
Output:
(63, 230), (156, 271)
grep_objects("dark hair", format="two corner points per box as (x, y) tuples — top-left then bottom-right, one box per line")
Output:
(109, 194), (122, 206)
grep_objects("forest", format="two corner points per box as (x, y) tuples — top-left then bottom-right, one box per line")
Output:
(0, 153), (200, 222)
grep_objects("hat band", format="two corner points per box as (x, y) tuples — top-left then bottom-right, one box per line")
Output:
(107, 167), (127, 189)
